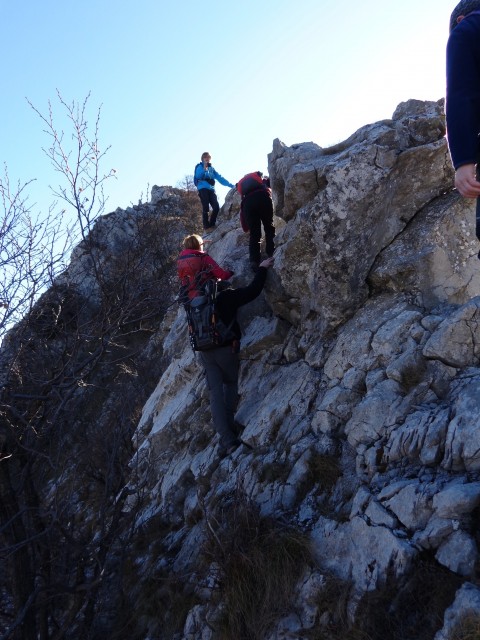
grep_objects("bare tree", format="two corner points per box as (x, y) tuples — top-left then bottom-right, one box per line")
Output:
(0, 201), (192, 638)
(27, 90), (117, 241)
(176, 174), (196, 193)
(0, 166), (71, 342)
(1, 91), (118, 344)
(0, 94), (196, 639)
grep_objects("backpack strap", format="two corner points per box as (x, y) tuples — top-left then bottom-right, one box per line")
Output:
(241, 184), (268, 200)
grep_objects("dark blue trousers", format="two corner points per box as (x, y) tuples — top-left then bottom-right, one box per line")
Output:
(199, 346), (239, 448)
(243, 190), (275, 264)
(198, 189), (219, 228)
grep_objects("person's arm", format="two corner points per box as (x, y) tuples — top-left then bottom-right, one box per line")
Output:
(203, 254), (234, 280)
(446, 17), (480, 196)
(219, 258), (274, 312)
(454, 163), (480, 197)
(212, 167), (235, 189)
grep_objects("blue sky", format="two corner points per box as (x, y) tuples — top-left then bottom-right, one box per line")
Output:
(1, 0), (456, 215)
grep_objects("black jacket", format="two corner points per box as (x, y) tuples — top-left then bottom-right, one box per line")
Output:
(446, 11), (480, 168)
(216, 267), (268, 340)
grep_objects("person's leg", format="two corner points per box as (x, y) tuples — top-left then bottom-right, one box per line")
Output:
(476, 159), (480, 256)
(208, 191), (220, 227)
(260, 196), (275, 257)
(198, 189), (210, 229)
(214, 347), (240, 435)
(199, 350), (238, 448)
(243, 199), (262, 265)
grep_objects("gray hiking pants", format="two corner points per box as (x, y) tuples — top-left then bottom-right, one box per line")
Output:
(199, 346), (239, 448)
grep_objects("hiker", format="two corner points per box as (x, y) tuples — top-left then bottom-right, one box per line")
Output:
(237, 172), (275, 272)
(194, 152), (235, 230)
(446, 0), (480, 242)
(177, 234), (233, 301)
(198, 256), (274, 456)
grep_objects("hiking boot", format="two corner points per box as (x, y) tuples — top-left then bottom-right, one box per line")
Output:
(239, 439), (254, 451)
(220, 438), (241, 457)
(232, 420), (245, 436)
(218, 438), (253, 458)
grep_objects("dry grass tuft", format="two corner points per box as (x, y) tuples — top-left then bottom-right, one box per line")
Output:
(308, 452), (342, 492)
(452, 616), (480, 640)
(346, 558), (463, 640)
(203, 491), (312, 640)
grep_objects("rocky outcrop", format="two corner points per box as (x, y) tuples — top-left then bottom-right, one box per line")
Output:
(2, 99), (480, 640)
(123, 99), (480, 639)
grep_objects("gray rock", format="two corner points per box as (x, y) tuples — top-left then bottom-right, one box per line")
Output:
(435, 531), (478, 576)
(442, 379), (480, 472)
(380, 481), (434, 531)
(433, 481), (480, 518)
(412, 517), (456, 550)
(423, 298), (480, 368)
(311, 515), (416, 591)
(434, 583), (480, 640)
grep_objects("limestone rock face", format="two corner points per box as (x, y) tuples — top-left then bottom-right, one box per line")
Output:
(264, 99), (474, 347)
(120, 99), (480, 639)
(4, 100), (480, 640)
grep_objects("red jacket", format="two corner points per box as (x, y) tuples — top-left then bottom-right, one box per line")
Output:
(177, 249), (233, 299)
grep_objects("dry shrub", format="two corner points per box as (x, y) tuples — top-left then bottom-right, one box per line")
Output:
(203, 492), (312, 640)
(117, 514), (199, 640)
(305, 557), (465, 640)
(309, 453), (342, 492)
(452, 616), (480, 640)
(347, 557), (463, 640)
(0, 191), (200, 640)
(305, 574), (355, 640)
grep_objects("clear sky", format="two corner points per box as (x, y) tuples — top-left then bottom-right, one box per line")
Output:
(1, 0), (456, 216)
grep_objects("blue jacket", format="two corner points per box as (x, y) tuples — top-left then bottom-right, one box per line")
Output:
(446, 11), (480, 169)
(194, 163), (235, 191)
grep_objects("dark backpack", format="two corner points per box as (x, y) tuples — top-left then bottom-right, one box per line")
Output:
(193, 162), (202, 187)
(236, 171), (265, 197)
(184, 280), (237, 351)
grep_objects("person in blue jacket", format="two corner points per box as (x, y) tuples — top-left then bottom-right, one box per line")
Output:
(446, 0), (480, 243)
(195, 152), (234, 230)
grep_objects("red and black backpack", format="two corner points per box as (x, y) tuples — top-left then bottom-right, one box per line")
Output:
(236, 172), (265, 197)
(177, 253), (214, 301)
(185, 279), (237, 352)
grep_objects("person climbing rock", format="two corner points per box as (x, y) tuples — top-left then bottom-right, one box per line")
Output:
(236, 172), (275, 271)
(194, 152), (235, 230)
(198, 256), (274, 456)
(177, 234), (233, 301)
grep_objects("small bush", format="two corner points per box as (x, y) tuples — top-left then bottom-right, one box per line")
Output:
(308, 453), (342, 493)
(452, 616), (480, 640)
(118, 514), (199, 639)
(203, 491), (312, 640)
(347, 557), (463, 640)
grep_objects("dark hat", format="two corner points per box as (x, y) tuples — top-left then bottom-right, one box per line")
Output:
(450, 0), (480, 31)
